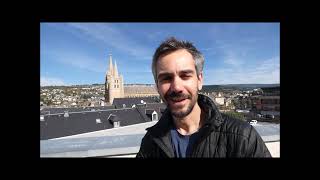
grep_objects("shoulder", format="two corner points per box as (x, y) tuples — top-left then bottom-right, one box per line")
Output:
(219, 113), (253, 139)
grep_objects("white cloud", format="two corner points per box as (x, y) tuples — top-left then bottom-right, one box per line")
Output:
(43, 49), (107, 73)
(146, 31), (165, 40)
(59, 53), (106, 73)
(224, 58), (243, 66)
(222, 50), (245, 67)
(67, 23), (153, 60)
(205, 56), (280, 84)
(41, 77), (67, 86)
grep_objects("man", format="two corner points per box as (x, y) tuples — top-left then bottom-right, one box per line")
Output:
(136, 37), (271, 158)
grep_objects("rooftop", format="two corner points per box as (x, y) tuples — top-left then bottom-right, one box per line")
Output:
(41, 121), (280, 158)
(40, 104), (166, 140)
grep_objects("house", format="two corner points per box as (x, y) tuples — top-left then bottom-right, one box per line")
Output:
(215, 97), (225, 106)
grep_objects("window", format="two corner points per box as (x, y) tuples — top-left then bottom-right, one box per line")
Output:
(114, 121), (120, 128)
(152, 112), (158, 121)
(96, 118), (101, 124)
(64, 112), (69, 117)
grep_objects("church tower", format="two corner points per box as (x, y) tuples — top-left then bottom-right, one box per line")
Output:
(105, 54), (124, 104)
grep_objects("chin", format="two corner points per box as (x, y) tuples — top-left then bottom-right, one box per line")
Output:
(170, 107), (192, 118)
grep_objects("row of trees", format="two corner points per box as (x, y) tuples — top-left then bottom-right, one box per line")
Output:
(232, 97), (253, 110)
(223, 111), (246, 121)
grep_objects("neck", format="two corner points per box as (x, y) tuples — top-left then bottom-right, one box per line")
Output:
(173, 103), (204, 135)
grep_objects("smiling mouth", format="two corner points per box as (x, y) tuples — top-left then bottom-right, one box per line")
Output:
(168, 98), (188, 106)
(170, 98), (186, 102)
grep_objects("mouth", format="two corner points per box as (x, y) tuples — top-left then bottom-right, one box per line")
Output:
(168, 98), (188, 107)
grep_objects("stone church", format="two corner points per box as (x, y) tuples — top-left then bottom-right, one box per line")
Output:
(105, 53), (159, 105)
(105, 54), (124, 104)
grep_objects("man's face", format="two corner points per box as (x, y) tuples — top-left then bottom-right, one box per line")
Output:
(156, 49), (203, 118)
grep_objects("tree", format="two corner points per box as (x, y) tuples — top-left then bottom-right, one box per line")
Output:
(232, 99), (240, 109)
(223, 111), (246, 121)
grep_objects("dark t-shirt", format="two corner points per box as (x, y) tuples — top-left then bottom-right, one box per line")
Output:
(170, 128), (201, 157)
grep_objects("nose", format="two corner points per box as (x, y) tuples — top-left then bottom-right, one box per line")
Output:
(170, 77), (183, 93)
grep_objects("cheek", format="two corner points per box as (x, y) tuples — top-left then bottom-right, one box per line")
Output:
(185, 80), (199, 92)
(157, 83), (169, 96)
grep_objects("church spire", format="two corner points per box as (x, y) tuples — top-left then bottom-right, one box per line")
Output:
(114, 60), (119, 77)
(107, 53), (113, 75)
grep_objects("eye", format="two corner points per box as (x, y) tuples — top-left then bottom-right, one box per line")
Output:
(181, 74), (192, 80)
(159, 76), (172, 82)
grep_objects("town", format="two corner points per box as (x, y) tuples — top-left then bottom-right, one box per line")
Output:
(40, 54), (280, 157)
(40, 83), (280, 124)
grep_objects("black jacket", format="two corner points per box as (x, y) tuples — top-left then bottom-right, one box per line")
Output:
(136, 94), (271, 158)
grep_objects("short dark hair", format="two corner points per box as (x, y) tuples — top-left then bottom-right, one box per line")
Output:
(151, 37), (204, 83)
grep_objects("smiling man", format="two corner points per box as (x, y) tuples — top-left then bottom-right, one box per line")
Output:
(136, 37), (271, 158)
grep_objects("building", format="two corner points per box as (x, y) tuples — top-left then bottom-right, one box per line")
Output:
(40, 103), (165, 140)
(40, 99), (166, 140)
(112, 96), (162, 109)
(105, 54), (124, 104)
(215, 97), (225, 106)
(104, 54), (159, 104)
(124, 84), (159, 98)
(254, 96), (280, 116)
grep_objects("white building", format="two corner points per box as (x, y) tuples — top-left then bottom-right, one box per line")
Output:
(215, 97), (225, 105)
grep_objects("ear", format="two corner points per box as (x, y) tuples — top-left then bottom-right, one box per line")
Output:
(197, 72), (203, 91)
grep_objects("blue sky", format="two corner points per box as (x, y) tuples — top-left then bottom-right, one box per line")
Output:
(40, 23), (279, 86)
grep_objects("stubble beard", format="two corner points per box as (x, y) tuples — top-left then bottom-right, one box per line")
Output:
(165, 91), (199, 119)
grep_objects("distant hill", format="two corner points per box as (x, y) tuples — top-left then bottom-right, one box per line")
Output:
(41, 83), (280, 91)
(201, 84), (280, 92)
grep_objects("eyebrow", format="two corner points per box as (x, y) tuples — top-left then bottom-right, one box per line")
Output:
(179, 69), (194, 75)
(157, 72), (172, 80)
(157, 69), (195, 79)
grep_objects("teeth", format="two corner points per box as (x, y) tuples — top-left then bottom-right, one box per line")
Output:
(172, 98), (185, 102)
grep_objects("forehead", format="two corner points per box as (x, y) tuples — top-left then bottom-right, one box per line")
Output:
(156, 49), (195, 72)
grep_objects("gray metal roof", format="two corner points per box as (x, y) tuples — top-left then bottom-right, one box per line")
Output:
(40, 106), (116, 115)
(40, 134), (144, 157)
(40, 121), (279, 157)
(40, 108), (152, 140)
(252, 122), (280, 142)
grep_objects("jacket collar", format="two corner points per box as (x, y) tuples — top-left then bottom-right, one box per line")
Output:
(147, 93), (225, 137)
(197, 93), (224, 128)
(145, 94), (225, 157)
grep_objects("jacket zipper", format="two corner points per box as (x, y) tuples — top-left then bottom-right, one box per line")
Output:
(190, 126), (214, 157)
(152, 137), (174, 158)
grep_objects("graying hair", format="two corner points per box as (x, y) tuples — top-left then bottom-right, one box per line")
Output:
(151, 37), (204, 83)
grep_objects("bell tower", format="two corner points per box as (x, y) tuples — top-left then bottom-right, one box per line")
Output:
(105, 53), (124, 104)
